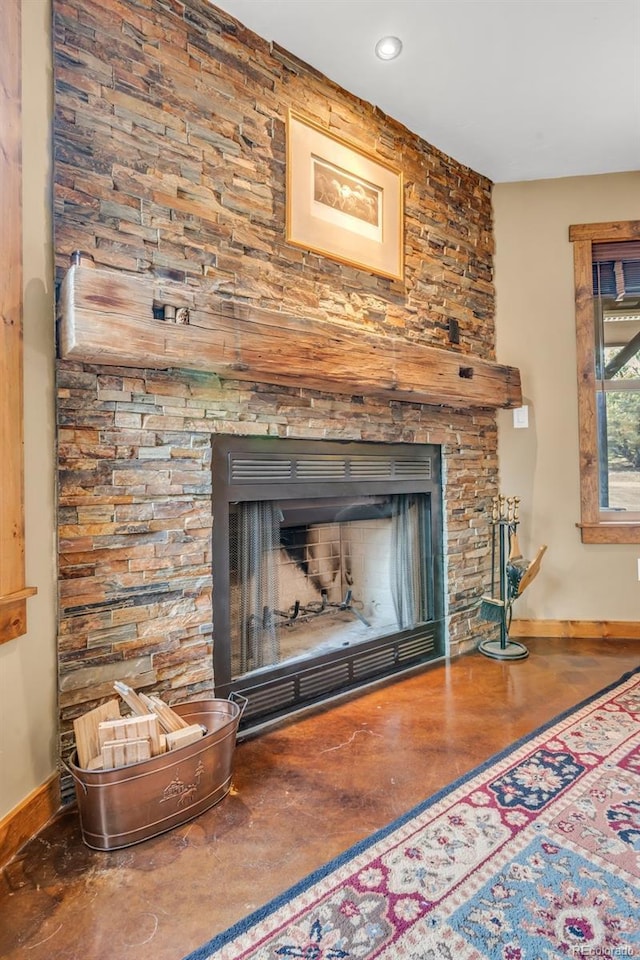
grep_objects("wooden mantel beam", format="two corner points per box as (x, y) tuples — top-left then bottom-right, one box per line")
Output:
(58, 265), (522, 410)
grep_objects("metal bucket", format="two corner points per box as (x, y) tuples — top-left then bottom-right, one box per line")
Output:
(68, 696), (246, 851)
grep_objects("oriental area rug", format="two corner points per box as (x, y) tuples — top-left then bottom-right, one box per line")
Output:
(184, 668), (640, 960)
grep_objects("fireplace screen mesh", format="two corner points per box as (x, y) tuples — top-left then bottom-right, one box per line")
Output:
(230, 501), (281, 675)
(229, 493), (433, 680)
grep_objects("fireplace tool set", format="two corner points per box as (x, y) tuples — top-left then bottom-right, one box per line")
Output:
(478, 495), (547, 661)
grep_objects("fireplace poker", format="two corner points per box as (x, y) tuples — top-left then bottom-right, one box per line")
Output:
(479, 497), (504, 624)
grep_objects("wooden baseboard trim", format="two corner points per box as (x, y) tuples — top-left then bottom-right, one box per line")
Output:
(510, 619), (640, 640)
(0, 773), (61, 868)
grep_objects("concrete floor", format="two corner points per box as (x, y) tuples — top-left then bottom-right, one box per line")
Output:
(1, 637), (638, 960)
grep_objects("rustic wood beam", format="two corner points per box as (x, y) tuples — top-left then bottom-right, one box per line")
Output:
(58, 264), (522, 410)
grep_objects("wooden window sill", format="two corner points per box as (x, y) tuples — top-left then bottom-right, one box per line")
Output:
(577, 522), (640, 545)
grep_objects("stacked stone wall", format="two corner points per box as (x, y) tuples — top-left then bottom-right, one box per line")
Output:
(53, 0), (499, 750)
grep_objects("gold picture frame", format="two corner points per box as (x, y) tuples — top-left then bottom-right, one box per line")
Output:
(286, 111), (404, 281)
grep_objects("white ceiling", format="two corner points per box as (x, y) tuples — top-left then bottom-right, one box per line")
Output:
(211, 0), (640, 183)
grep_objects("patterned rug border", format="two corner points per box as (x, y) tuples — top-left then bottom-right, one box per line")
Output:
(182, 664), (640, 960)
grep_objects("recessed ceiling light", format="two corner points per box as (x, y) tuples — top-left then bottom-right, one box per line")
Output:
(375, 36), (403, 61)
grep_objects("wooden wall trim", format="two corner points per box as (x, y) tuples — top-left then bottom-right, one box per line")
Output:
(0, 0), (36, 645)
(572, 237), (599, 525)
(569, 221), (640, 243)
(569, 220), (640, 545)
(510, 619), (640, 640)
(0, 774), (61, 868)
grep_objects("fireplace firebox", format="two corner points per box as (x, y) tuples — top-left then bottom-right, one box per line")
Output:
(212, 437), (445, 726)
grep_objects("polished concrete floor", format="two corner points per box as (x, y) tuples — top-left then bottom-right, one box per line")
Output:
(1, 637), (638, 960)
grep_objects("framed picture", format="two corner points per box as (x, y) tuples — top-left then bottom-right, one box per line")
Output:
(286, 111), (404, 281)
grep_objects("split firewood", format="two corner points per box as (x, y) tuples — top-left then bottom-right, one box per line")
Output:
(73, 699), (121, 769)
(139, 692), (191, 733)
(98, 713), (163, 756)
(101, 738), (151, 769)
(112, 681), (149, 717)
(113, 682), (190, 733)
(68, 682), (211, 770)
(165, 724), (205, 751)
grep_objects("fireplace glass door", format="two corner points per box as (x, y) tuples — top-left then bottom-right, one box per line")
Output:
(229, 493), (434, 679)
(212, 437), (445, 725)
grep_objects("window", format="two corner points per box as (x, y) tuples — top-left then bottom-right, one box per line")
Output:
(570, 221), (640, 544)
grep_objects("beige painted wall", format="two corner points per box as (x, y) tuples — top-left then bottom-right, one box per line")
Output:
(494, 172), (640, 622)
(0, 0), (57, 821)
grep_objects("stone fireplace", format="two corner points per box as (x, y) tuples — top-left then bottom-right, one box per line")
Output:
(52, 0), (522, 762)
(55, 357), (509, 759)
(211, 436), (444, 724)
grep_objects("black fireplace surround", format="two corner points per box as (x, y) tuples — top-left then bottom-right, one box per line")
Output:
(212, 436), (445, 727)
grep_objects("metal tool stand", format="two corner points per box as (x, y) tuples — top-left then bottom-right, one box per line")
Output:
(479, 512), (529, 662)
